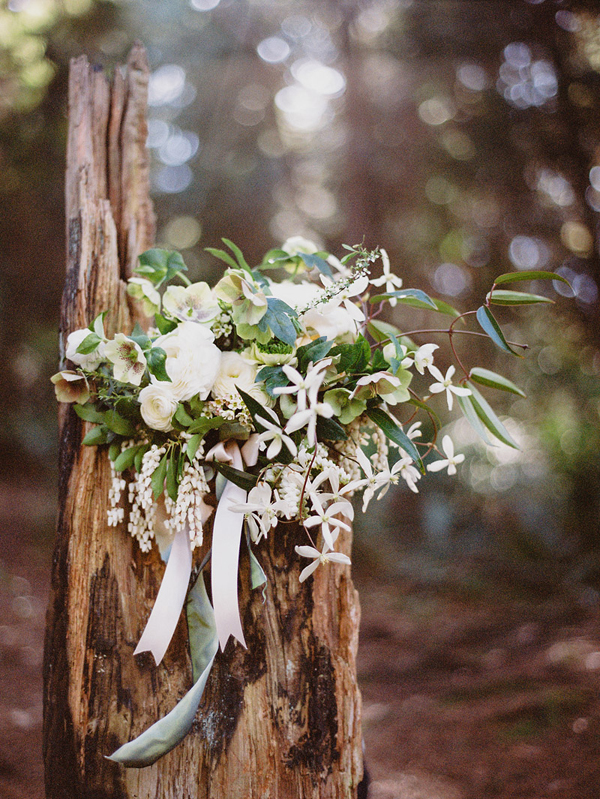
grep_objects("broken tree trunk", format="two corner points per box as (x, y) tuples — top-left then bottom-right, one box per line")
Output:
(43, 48), (363, 799)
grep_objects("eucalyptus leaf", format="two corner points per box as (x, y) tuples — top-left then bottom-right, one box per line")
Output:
(469, 367), (526, 397)
(476, 306), (522, 357)
(296, 336), (333, 373)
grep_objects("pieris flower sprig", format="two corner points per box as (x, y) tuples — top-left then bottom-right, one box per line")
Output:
(52, 237), (567, 767)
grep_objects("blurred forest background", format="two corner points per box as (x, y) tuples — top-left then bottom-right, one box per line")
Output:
(3, 1), (600, 797)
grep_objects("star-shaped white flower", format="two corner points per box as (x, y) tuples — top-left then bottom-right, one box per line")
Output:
(295, 543), (351, 583)
(427, 435), (465, 476)
(370, 249), (403, 306)
(303, 492), (352, 551)
(273, 359), (331, 411)
(414, 343), (439, 375)
(229, 483), (287, 542)
(255, 415), (298, 460)
(428, 364), (471, 411)
(395, 456), (421, 493)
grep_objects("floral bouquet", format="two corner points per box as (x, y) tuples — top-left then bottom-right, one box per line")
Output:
(52, 236), (565, 766)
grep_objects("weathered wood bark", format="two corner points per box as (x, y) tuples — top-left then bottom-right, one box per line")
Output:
(44, 48), (363, 798)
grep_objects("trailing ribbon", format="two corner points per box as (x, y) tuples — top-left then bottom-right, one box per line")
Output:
(108, 569), (218, 767)
(133, 524), (192, 666)
(206, 440), (250, 650)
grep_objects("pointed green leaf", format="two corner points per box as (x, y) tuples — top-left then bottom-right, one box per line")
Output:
(166, 454), (178, 501)
(146, 347), (171, 382)
(315, 415), (348, 441)
(134, 443), (150, 472)
(476, 306), (522, 357)
(104, 409), (137, 437)
(466, 382), (519, 449)
(186, 434), (202, 462)
(222, 238), (252, 273)
(369, 288), (437, 309)
(154, 312), (177, 335)
(108, 441), (121, 461)
(151, 453), (168, 498)
(297, 251), (333, 278)
(236, 387), (272, 432)
(456, 394), (493, 446)
(114, 445), (141, 472)
(186, 416), (224, 436)
(469, 367), (526, 397)
(488, 290), (554, 306)
(205, 247), (239, 270)
(366, 407), (423, 468)
(174, 403), (194, 427)
(407, 396), (441, 431)
(296, 336), (333, 373)
(212, 461), (258, 491)
(75, 332), (102, 355)
(82, 424), (110, 446)
(493, 270), (570, 287)
(73, 404), (105, 424)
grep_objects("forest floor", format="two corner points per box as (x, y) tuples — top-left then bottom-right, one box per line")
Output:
(2, 480), (600, 799)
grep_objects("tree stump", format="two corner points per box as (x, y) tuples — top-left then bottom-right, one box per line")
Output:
(43, 48), (363, 798)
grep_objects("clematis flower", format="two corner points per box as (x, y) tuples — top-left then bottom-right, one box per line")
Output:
(295, 543), (351, 583)
(428, 364), (471, 411)
(394, 456), (421, 493)
(427, 435), (465, 476)
(104, 334), (147, 386)
(302, 492), (352, 551)
(162, 282), (219, 325)
(285, 399), (334, 447)
(273, 359), (331, 412)
(310, 467), (366, 512)
(255, 415), (298, 460)
(370, 249), (403, 305)
(356, 448), (406, 512)
(127, 277), (161, 317)
(414, 343), (439, 375)
(321, 274), (369, 323)
(351, 369), (412, 406)
(229, 483), (287, 542)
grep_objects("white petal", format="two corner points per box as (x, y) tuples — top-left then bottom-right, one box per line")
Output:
(327, 553), (352, 565)
(299, 559), (321, 582)
(427, 460), (449, 473)
(295, 545), (320, 558)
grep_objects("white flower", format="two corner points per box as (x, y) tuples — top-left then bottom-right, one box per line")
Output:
(356, 448), (405, 511)
(295, 543), (351, 583)
(303, 492), (352, 551)
(273, 359), (331, 412)
(104, 333), (146, 385)
(139, 383), (179, 432)
(162, 282), (219, 325)
(414, 343), (439, 375)
(229, 483), (286, 542)
(127, 277), (161, 317)
(285, 399), (334, 447)
(256, 415), (298, 460)
(428, 364), (471, 411)
(310, 467), (365, 512)
(322, 274), (369, 323)
(427, 435), (465, 476)
(302, 302), (358, 342)
(66, 328), (105, 370)
(395, 456), (421, 493)
(370, 249), (403, 305)
(282, 236), (320, 256)
(211, 351), (270, 404)
(155, 321), (221, 401)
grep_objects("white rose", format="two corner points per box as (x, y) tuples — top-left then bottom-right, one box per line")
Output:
(155, 321), (221, 402)
(66, 328), (105, 369)
(211, 351), (273, 405)
(139, 383), (179, 432)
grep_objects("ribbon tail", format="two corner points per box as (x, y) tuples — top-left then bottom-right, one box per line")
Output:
(211, 478), (247, 651)
(134, 525), (192, 666)
(108, 569), (218, 768)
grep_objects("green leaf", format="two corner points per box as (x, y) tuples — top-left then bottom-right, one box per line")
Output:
(316, 415), (348, 441)
(256, 365), (289, 397)
(369, 288), (437, 309)
(367, 319), (415, 348)
(186, 434), (203, 462)
(365, 407), (423, 469)
(431, 298), (462, 318)
(247, 544), (267, 591)
(146, 347), (171, 382)
(466, 382), (519, 449)
(134, 443), (150, 472)
(493, 270), (571, 287)
(82, 424), (110, 446)
(407, 396), (441, 431)
(186, 416), (224, 436)
(166, 454), (178, 502)
(186, 570), (218, 684)
(174, 403), (194, 427)
(75, 332), (102, 355)
(456, 394), (493, 446)
(104, 409), (137, 437)
(262, 297), (298, 346)
(108, 441), (121, 461)
(222, 238), (252, 273)
(330, 335), (371, 374)
(137, 249), (188, 285)
(476, 306), (522, 357)
(91, 311), (107, 338)
(296, 251), (334, 278)
(73, 403), (105, 424)
(151, 453), (168, 499)
(236, 387), (271, 431)
(205, 247), (239, 270)
(212, 461), (258, 491)
(296, 336), (333, 373)
(154, 312), (177, 335)
(128, 323), (151, 351)
(114, 445), (141, 472)
(488, 289), (554, 306)
(469, 367), (526, 397)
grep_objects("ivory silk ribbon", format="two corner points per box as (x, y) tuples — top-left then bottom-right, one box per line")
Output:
(133, 435), (260, 664)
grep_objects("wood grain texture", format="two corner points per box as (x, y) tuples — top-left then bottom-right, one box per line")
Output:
(44, 46), (362, 798)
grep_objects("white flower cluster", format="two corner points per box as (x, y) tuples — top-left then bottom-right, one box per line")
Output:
(127, 445), (164, 551)
(163, 445), (211, 550)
